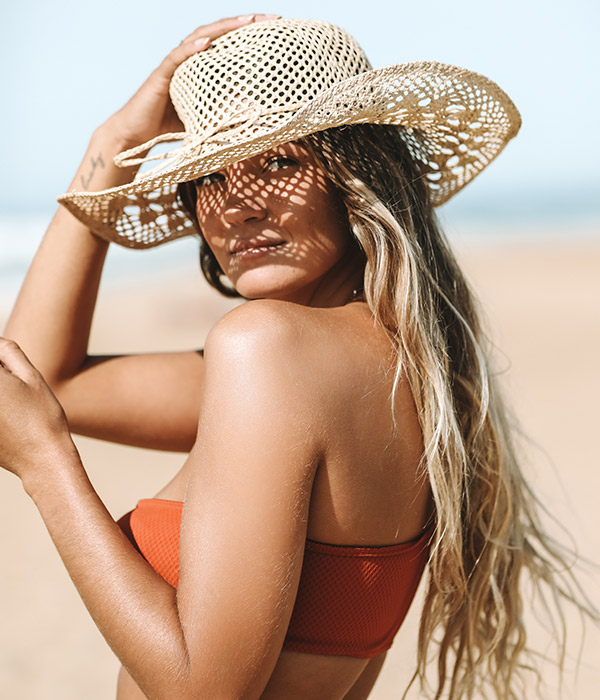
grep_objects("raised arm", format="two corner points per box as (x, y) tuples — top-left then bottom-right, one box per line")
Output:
(4, 16), (275, 451)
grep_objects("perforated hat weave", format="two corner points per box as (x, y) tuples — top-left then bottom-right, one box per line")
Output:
(58, 19), (521, 249)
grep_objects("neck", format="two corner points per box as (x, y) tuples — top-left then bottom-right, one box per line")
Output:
(282, 252), (365, 308)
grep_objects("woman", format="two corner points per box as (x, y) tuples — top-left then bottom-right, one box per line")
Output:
(0, 15), (592, 700)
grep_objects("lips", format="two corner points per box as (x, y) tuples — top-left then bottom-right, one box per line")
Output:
(230, 239), (286, 255)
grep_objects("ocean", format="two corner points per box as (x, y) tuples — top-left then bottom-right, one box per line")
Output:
(0, 213), (203, 314)
(2, 198), (599, 317)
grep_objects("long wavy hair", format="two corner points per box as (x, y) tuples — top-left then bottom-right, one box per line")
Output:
(178, 124), (596, 699)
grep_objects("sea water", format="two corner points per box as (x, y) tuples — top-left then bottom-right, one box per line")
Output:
(0, 213), (201, 316)
(2, 196), (598, 319)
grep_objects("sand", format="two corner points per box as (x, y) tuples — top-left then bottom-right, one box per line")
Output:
(0, 233), (598, 699)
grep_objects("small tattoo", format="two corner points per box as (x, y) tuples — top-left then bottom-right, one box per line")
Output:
(80, 153), (106, 189)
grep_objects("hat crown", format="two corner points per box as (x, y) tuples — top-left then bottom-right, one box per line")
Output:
(170, 19), (372, 140)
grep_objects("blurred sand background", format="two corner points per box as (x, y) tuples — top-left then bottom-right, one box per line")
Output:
(1, 230), (599, 699)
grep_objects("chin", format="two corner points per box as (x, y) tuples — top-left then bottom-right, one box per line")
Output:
(232, 267), (313, 301)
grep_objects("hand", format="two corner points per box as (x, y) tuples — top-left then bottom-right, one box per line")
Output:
(104, 14), (281, 149)
(0, 338), (74, 481)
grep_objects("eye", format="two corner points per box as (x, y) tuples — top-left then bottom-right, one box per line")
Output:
(194, 171), (226, 189)
(263, 156), (299, 173)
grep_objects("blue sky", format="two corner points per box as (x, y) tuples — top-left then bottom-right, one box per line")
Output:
(1, 0), (598, 223)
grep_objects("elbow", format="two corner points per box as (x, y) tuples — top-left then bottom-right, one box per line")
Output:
(157, 684), (261, 700)
(166, 667), (265, 700)
(136, 659), (267, 700)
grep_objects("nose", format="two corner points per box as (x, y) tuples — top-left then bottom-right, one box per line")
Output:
(222, 188), (268, 226)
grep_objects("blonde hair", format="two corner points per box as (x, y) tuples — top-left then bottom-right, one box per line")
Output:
(304, 124), (597, 699)
(178, 124), (596, 697)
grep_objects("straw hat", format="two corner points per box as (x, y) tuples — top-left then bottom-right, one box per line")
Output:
(58, 18), (521, 249)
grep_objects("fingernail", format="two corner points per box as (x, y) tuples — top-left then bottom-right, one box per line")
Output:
(194, 37), (210, 47)
(236, 14), (255, 22)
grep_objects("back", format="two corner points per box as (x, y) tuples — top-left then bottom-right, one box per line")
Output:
(289, 300), (429, 548)
(138, 298), (431, 700)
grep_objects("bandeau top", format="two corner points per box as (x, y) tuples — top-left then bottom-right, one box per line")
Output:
(118, 498), (431, 659)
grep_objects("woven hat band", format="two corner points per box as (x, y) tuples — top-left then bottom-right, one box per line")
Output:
(116, 101), (309, 171)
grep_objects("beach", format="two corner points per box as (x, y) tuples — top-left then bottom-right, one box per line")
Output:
(1, 232), (598, 699)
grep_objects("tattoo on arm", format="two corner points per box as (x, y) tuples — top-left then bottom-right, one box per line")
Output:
(80, 153), (106, 189)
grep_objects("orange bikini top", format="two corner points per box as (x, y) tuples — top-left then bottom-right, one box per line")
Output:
(118, 498), (431, 659)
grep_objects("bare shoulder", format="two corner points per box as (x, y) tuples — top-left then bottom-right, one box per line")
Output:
(203, 299), (387, 387)
(200, 300), (401, 455)
(204, 299), (310, 350)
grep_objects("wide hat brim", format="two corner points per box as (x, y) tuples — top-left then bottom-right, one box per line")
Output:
(58, 33), (521, 249)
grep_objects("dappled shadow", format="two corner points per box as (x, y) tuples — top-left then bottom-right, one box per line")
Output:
(193, 140), (358, 302)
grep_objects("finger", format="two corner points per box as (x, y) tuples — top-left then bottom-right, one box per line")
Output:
(160, 38), (214, 77)
(160, 14), (282, 79)
(0, 338), (39, 384)
(181, 14), (281, 45)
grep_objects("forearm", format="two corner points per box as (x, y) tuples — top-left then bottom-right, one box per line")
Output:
(23, 446), (193, 700)
(4, 124), (139, 385)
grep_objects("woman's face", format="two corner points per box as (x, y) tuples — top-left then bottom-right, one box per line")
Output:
(194, 142), (361, 305)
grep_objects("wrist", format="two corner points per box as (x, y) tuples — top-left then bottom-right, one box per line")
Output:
(66, 125), (142, 194)
(21, 436), (83, 504)
(92, 117), (145, 153)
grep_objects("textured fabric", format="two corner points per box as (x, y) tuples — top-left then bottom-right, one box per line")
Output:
(119, 498), (430, 658)
(58, 19), (521, 248)
(128, 499), (182, 588)
(285, 537), (429, 657)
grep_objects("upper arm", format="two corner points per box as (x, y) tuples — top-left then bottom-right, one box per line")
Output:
(54, 350), (204, 451)
(175, 302), (323, 698)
